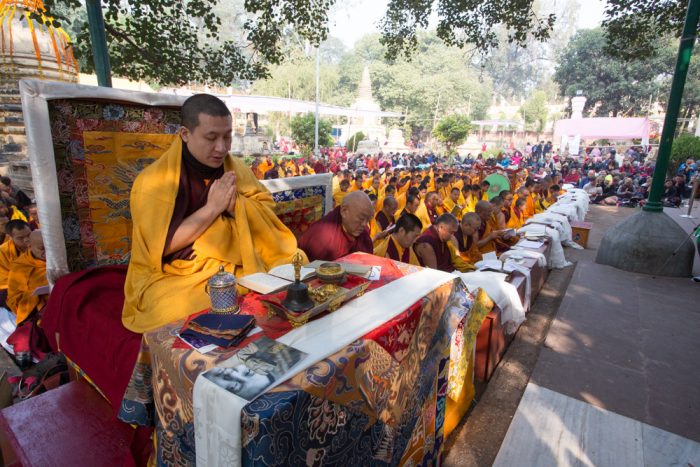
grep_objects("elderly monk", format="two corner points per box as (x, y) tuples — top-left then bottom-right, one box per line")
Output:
(454, 212), (483, 264)
(123, 94), (300, 333)
(299, 191), (374, 261)
(8, 230), (48, 324)
(414, 213), (459, 272)
(475, 200), (504, 254)
(373, 213), (422, 265)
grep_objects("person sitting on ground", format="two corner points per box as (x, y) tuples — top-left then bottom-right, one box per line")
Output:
(583, 176), (604, 203)
(424, 192), (441, 225)
(7, 230), (48, 324)
(0, 216), (9, 244)
(372, 195), (398, 241)
(662, 179), (682, 207)
(0, 220), (31, 308)
(454, 212), (483, 264)
(122, 94), (301, 333)
(27, 203), (39, 230)
(490, 196), (519, 252)
(480, 180), (491, 200)
(373, 213), (422, 265)
(333, 179), (351, 207)
(444, 187), (464, 218)
(299, 190), (374, 261)
(414, 213), (460, 272)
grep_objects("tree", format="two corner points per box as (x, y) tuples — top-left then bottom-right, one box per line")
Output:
(432, 115), (471, 154)
(290, 113), (333, 156)
(520, 91), (549, 134)
(44, 0), (334, 86)
(554, 28), (669, 117)
(346, 132), (365, 152)
(602, 0), (693, 60)
(671, 134), (700, 175)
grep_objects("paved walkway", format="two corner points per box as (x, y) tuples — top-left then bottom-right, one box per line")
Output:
(495, 204), (700, 465)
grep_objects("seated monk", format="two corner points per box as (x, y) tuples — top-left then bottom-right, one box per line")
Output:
(414, 213), (459, 272)
(333, 179), (351, 207)
(443, 187), (464, 218)
(454, 212), (483, 264)
(373, 213), (422, 265)
(0, 220), (31, 307)
(507, 197), (527, 229)
(489, 196), (519, 252)
(123, 94), (301, 333)
(7, 230), (48, 324)
(475, 200), (504, 254)
(299, 191), (374, 261)
(371, 196), (398, 242)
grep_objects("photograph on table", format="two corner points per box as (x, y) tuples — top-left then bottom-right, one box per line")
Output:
(202, 336), (306, 400)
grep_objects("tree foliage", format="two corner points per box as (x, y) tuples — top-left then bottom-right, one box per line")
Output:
(432, 115), (471, 152)
(290, 113), (333, 155)
(671, 134), (700, 174)
(346, 132), (365, 152)
(554, 28), (670, 117)
(44, 0), (333, 86)
(519, 91), (549, 133)
(602, 0), (692, 60)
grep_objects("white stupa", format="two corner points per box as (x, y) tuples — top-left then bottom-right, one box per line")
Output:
(345, 66), (387, 145)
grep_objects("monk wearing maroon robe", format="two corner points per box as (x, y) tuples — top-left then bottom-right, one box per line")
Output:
(414, 213), (459, 272)
(299, 191), (374, 261)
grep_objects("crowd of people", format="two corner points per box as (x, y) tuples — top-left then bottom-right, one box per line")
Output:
(0, 176), (47, 368)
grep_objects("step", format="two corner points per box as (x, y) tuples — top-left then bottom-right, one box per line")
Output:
(0, 380), (136, 466)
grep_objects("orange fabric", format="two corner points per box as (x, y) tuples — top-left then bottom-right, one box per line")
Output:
(506, 207), (525, 229)
(7, 250), (48, 324)
(478, 220), (496, 254)
(0, 240), (19, 290)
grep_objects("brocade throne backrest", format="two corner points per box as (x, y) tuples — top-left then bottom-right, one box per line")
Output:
(21, 81), (332, 280)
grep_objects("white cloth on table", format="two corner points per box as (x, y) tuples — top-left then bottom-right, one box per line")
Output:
(453, 271), (526, 334)
(0, 308), (16, 354)
(527, 212), (574, 246)
(194, 268), (457, 467)
(500, 248), (547, 268)
(517, 224), (571, 269)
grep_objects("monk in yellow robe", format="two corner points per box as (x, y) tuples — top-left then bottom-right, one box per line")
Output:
(334, 179), (351, 207)
(443, 187), (464, 218)
(258, 156), (273, 177)
(475, 200), (504, 254)
(373, 212), (422, 265)
(123, 95), (301, 333)
(0, 220), (31, 295)
(507, 197), (527, 229)
(7, 230), (48, 324)
(489, 196), (518, 252)
(453, 212), (482, 263)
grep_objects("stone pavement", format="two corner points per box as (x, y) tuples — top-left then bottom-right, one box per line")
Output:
(445, 203), (700, 466)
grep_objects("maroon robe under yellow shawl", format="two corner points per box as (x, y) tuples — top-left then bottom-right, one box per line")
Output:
(298, 206), (373, 261)
(123, 138), (301, 333)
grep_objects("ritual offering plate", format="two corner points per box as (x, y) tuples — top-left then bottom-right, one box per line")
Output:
(260, 276), (370, 328)
(316, 262), (346, 284)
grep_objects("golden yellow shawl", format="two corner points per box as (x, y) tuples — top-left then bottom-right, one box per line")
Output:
(0, 241), (19, 290)
(7, 250), (47, 324)
(122, 138), (300, 333)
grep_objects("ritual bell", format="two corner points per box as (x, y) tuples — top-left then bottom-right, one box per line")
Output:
(282, 252), (314, 313)
(205, 266), (240, 314)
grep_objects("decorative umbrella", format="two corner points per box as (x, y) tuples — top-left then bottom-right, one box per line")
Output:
(483, 173), (510, 200)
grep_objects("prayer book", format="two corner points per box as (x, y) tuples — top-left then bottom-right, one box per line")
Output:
(238, 273), (292, 295)
(202, 336), (307, 401)
(238, 263), (316, 294)
(517, 239), (545, 249)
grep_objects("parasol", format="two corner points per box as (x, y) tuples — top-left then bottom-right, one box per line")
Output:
(483, 173), (510, 200)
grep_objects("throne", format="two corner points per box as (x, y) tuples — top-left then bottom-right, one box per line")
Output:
(19, 80), (332, 284)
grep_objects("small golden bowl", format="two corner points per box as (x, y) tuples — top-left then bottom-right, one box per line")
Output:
(316, 262), (345, 284)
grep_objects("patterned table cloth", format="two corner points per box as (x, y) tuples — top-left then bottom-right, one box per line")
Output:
(118, 253), (492, 466)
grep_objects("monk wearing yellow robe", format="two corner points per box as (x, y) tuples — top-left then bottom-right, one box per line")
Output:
(443, 187), (464, 218)
(454, 212), (483, 263)
(475, 200), (504, 254)
(334, 180), (351, 207)
(258, 157), (273, 177)
(373, 213), (422, 265)
(507, 198), (527, 229)
(0, 220), (31, 294)
(7, 230), (48, 324)
(123, 95), (301, 333)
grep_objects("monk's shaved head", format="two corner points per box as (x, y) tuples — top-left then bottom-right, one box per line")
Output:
(340, 191), (374, 238)
(461, 212), (481, 235)
(475, 200), (492, 221)
(382, 196), (398, 212)
(29, 230), (45, 261)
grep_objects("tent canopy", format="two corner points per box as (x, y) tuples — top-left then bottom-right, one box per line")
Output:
(554, 117), (650, 141)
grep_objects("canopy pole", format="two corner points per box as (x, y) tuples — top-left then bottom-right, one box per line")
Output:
(86, 0), (112, 87)
(644, 0), (700, 212)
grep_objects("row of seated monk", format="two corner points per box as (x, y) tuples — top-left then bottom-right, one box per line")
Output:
(0, 219), (48, 326)
(32, 95), (560, 346)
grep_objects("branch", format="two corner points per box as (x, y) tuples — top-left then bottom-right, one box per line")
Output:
(103, 23), (165, 65)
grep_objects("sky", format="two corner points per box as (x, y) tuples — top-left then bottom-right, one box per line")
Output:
(329, 0), (607, 48)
